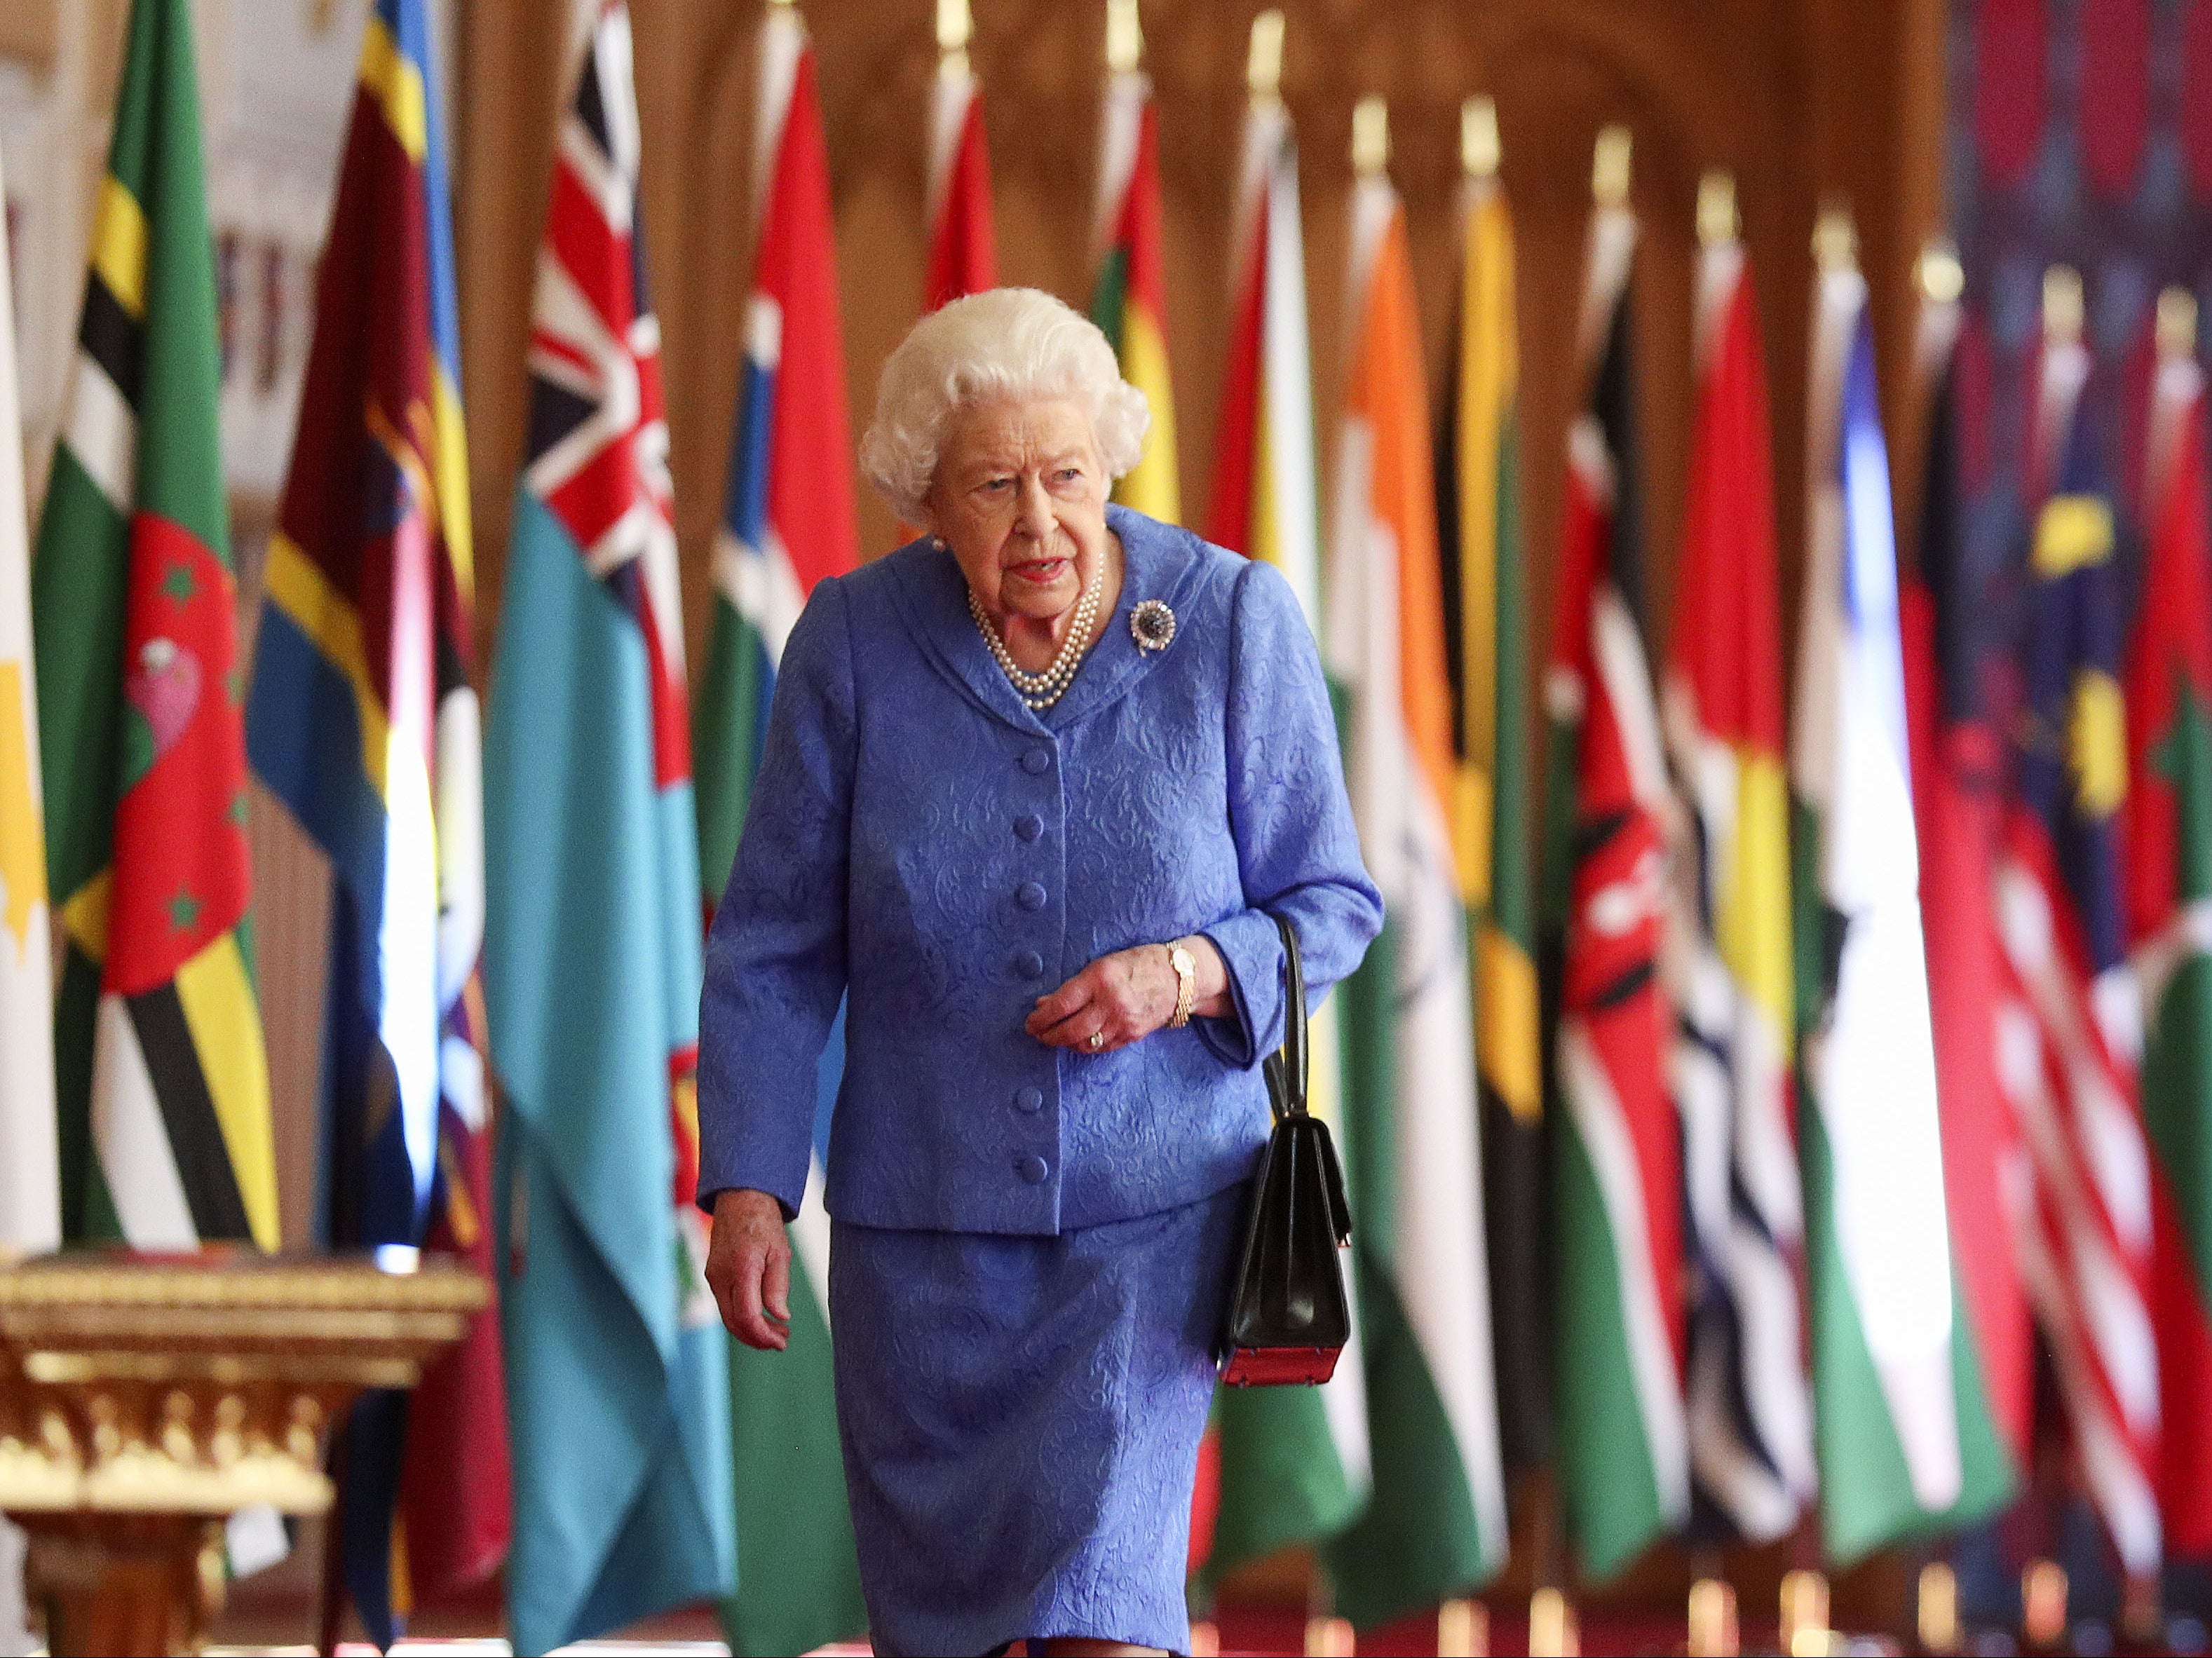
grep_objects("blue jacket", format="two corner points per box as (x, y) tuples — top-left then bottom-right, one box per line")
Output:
(698, 506), (1383, 1235)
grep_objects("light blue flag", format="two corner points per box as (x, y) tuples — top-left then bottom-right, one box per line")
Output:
(484, 6), (733, 1650)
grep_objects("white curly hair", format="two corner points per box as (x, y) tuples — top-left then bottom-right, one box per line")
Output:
(857, 287), (1151, 524)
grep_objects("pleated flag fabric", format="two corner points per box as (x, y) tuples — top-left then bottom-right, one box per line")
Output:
(1092, 59), (1179, 525)
(2128, 318), (2212, 1556)
(693, 7), (864, 1654)
(1542, 184), (1686, 1583)
(1664, 227), (1813, 1544)
(925, 39), (996, 311)
(243, 0), (508, 1639)
(1435, 159), (1545, 1481)
(0, 132), (55, 1263)
(1200, 83), (1371, 1584)
(1322, 147), (1507, 1628)
(1791, 259), (2012, 1565)
(0, 130), (51, 1658)
(34, 0), (277, 1256)
(484, 6), (733, 1647)
(1996, 383), (2162, 1578)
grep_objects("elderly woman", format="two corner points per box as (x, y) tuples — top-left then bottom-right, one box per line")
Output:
(698, 287), (1381, 1658)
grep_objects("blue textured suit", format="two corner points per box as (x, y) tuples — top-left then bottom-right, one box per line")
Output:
(697, 506), (1380, 1653)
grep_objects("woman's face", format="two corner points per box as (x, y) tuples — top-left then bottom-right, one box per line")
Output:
(923, 397), (1112, 625)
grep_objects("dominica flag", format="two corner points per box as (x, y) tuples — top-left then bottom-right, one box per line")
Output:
(1200, 36), (1371, 1582)
(485, 5), (733, 1648)
(1663, 185), (1812, 1544)
(0, 132), (55, 1263)
(1434, 101), (1546, 1479)
(1322, 102), (1507, 1627)
(2128, 288), (2212, 1554)
(34, 0), (277, 1256)
(245, 0), (507, 1640)
(925, 0), (995, 311)
(1540, 140), (1685, 1582)
(693, 7), (863, 1654)
(1090, 2), (1177, 524)
(1791, 240), (2011, 1564)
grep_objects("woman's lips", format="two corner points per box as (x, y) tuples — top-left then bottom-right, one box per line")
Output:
(1008, 558), (1068, 583)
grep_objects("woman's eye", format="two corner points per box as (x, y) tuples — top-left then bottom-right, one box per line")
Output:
(979, 477), (1012, 495)
(1054, 468), (1082, 484)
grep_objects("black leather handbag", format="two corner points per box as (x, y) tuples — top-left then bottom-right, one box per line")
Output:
(1218, 913), (1355, 1386)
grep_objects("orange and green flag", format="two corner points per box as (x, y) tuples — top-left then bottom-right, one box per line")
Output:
(1090, 1), (1177, 524)
(34, 0), (276, 1255)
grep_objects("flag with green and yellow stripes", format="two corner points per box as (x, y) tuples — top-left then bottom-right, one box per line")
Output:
(34, 0), (275, 1253)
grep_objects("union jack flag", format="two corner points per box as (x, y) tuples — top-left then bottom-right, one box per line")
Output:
(524, 0), (690, 794)
(521, 0), (706, 1296)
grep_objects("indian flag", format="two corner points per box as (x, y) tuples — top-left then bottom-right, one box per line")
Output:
(1090, 1), (1177, 524)
(1321, 101), (1506, 1629)
(1199, 27), (1370, 1581)
(1790, 230), (2012, 1563)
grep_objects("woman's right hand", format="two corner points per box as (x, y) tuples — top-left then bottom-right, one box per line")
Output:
(707, 1188), (793, 1352)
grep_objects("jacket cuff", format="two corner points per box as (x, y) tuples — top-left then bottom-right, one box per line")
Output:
(696, 1141), (808, 1223)
(1195, 910), (1286, 1070)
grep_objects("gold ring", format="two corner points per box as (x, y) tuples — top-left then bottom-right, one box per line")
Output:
(1087, 1031), (1105, 1051)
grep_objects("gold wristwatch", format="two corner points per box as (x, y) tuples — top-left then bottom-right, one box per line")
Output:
(1167, 941), (1197, 1028)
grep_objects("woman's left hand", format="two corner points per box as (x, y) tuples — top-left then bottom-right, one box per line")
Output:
(1026, 937), (1230, 1054)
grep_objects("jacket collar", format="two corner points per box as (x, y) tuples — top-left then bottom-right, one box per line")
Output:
(886, 505), (1202, 736)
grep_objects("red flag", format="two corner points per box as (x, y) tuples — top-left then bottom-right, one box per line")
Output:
(925, 60), (996, 310)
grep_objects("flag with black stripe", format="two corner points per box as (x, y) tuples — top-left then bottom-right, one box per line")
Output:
(32, 0), (276, 1253)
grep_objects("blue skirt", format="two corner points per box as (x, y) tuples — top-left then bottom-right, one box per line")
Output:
(828, 1183), (1245, 1656)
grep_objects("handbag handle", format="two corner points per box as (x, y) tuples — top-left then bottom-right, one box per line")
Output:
(1264, 912), (1308, 1120)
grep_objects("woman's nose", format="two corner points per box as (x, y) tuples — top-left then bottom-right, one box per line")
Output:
(1015, 475), (1055, 537)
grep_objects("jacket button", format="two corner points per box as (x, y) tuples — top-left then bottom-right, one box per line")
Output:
(1016, 881), (1047, 911)
(1015, 813), (1044, 841)
(1015, 950), (1044, 978)
(1015, 1086), (1043, 1113)
(1015, 1154), (1049, 1184)
(1021, 747), (1052, 774)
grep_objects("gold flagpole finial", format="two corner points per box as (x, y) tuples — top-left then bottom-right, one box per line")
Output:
(2159, 285), (2199, 360)
(1813, 201), (1857, 272)
(1352, 97), (1390, 175)
(1247, 10), (1284, 97)
(1919, 236), (1964, 304)
(1696, 170), (1737, 247)
(2042, 265), (2084, 346)
(1106, 0), (1142, 72)
(937, 0), (972, 76)
(1917, 1563), (1962, 1657)
(767, 0), (796, 11)
(1592, 125), (1631, 208)
(1462, 96), (1500, 177)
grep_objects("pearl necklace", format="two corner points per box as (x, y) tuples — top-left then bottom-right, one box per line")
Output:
(969, 579), (1104, 711)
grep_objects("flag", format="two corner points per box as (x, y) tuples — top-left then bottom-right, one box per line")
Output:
(2127, 297), (2212, 1556)
(0, 133), (55, 1262)
(1199, 76), (1369, 1582)
(0, 130), (51, 1658)
(33, 0), (276, 1255)
(1904, 300), (2035, 1472)
(1540, 173), (1685, 1582)
(1791, 252), (2012, 1565)
(1994, 379), (2160, 1577)
(484, 6), (733, 1648)
(244, 0), (506, 1639)
(1090, 52), (1177, 523)
(1664, 212), (1813, 1544)
(1321, 125), (1507, 1626)
(924, 29), (995, 311)
(1434, 140), (1545, 1478)
(692, 7), (863, 1653)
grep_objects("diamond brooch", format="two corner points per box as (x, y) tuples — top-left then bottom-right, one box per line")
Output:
(1130, 599), (1176, 653)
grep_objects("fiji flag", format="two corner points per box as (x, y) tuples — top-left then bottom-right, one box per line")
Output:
(693, 7), (863, 1653)
(484, 4), (733, 1650)
(245, 1), (508, 1641)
